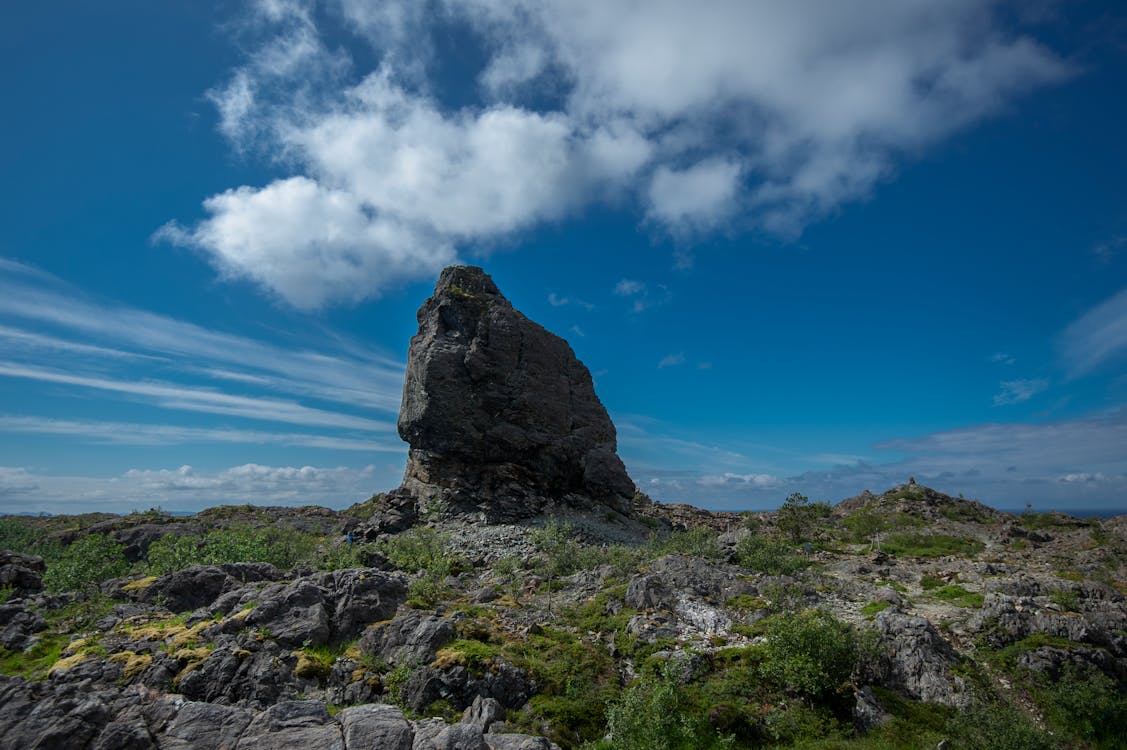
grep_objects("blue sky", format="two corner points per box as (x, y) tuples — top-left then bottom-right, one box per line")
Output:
(2, 0), (1126, 514)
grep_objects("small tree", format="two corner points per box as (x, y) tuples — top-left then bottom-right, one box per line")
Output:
(531, 519), (580, 615)
(774, 493), (829, 544)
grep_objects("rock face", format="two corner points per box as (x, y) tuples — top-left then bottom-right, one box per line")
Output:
(396, 265), (634, 520)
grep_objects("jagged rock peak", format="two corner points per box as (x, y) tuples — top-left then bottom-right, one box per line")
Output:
(395, 265), (635, 522)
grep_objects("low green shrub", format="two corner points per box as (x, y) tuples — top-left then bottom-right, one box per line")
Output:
(735, 534), (810, 575)
(377, 527), (452, 573)
(377, 528), (461, 607)
(0, 518), (45, 555)
(861, 600), (891, 616)
(146, 534), (201, 575)
(1039, 664), (1127, 747)
(1019, 512), (1085, 531)
(43, 533), (129, 594)
(0, 633), (67, 680)
(930, 585), (983, 608)
(588, 664), (733, 750)
(146, 525), (322, 573)
(1048, 588), (1080, 612)
(946, 701), (1053, 750)
(202, 525), (319, 569)
(761, 610), (857, 698)
(382, 662), (414, 709)
(531, 519), (584, 578)
(644, 526), (725, 561)
(504, 627), (620, 747)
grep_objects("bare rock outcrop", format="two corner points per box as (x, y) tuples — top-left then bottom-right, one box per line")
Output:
(394, 265), (634, 522)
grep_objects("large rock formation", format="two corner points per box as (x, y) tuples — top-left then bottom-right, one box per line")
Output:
(395, 265), (634, 521)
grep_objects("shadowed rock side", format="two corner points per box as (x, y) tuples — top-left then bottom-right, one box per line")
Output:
(395, 265), (635, 522)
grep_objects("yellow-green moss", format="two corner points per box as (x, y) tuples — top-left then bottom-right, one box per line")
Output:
(121, 576), (159, 591)
(108, 650), (153, 679)
(47, 652), (89, 676)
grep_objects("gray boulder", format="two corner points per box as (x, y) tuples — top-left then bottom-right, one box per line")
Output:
(176, 644), (299, 706)
(137, 565), (230, 612)
(395, 265), (634, 521)
(338, 704), (414, 750)
(0, 551), (45, 594)
(359, 609), (456, 666)
(0, 680), (113, 750)
(460, 695), (503, 732)
(868, 610), (969, 708)
(156, 700), (254, 750)
(235, 701), (344, 750)
(482, 735), (560, 750)
(0, 603), (46, 650)
(411, 719), (486, 750)
(400, 662), (532, 715)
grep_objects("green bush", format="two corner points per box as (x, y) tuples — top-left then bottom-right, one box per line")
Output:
(43, 534), (129, 594)
(504, 627), (621, 746)
(201, 525), (318, 569)
(1018, 512), (1080, 531)
(377, 527), (459, 606)
(1039, 665), (1127, 747)
(0, 518), (45, 554)
(735, 534), (810, 575)
(761, 610), (857, 698)
(1048, 588), (1080, 612)
(145, 525), (321, 573)
(377, 527), (451, 573)
(644, 526), (725, 561)
(842, 509), (886, 544)
(946, 701), (1053, 750)
(531, 519), (584, 578)
(574, 544), (644, 579)
(313, 541), (368, 571)
(592, 666), (732, 750)
(146, 534), (202, 575)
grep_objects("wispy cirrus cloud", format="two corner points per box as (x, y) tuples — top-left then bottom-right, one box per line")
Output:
(993, 377), (1049, 406)
(1059, 285), (1127, 378)
(0, 416), (402, 453)
(0, 259), (405, 412)
(0, 260), (406, 480)
(0, 463), (383, 513)
(0, 362), (392, 433)
(159, 0), (1071, 308)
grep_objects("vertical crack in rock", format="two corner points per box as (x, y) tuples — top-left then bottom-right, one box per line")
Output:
(394, 265), (635, 522)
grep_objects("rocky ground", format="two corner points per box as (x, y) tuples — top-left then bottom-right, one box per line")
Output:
(1, 482), (1125, 749)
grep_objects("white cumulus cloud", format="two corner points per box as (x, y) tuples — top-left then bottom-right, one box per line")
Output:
(163, 0), (1072, 308)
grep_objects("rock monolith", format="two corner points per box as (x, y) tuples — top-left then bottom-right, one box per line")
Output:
(394, 265), (635, 521)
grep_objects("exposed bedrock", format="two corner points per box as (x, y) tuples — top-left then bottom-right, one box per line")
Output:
(394, 265), (635, 522)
